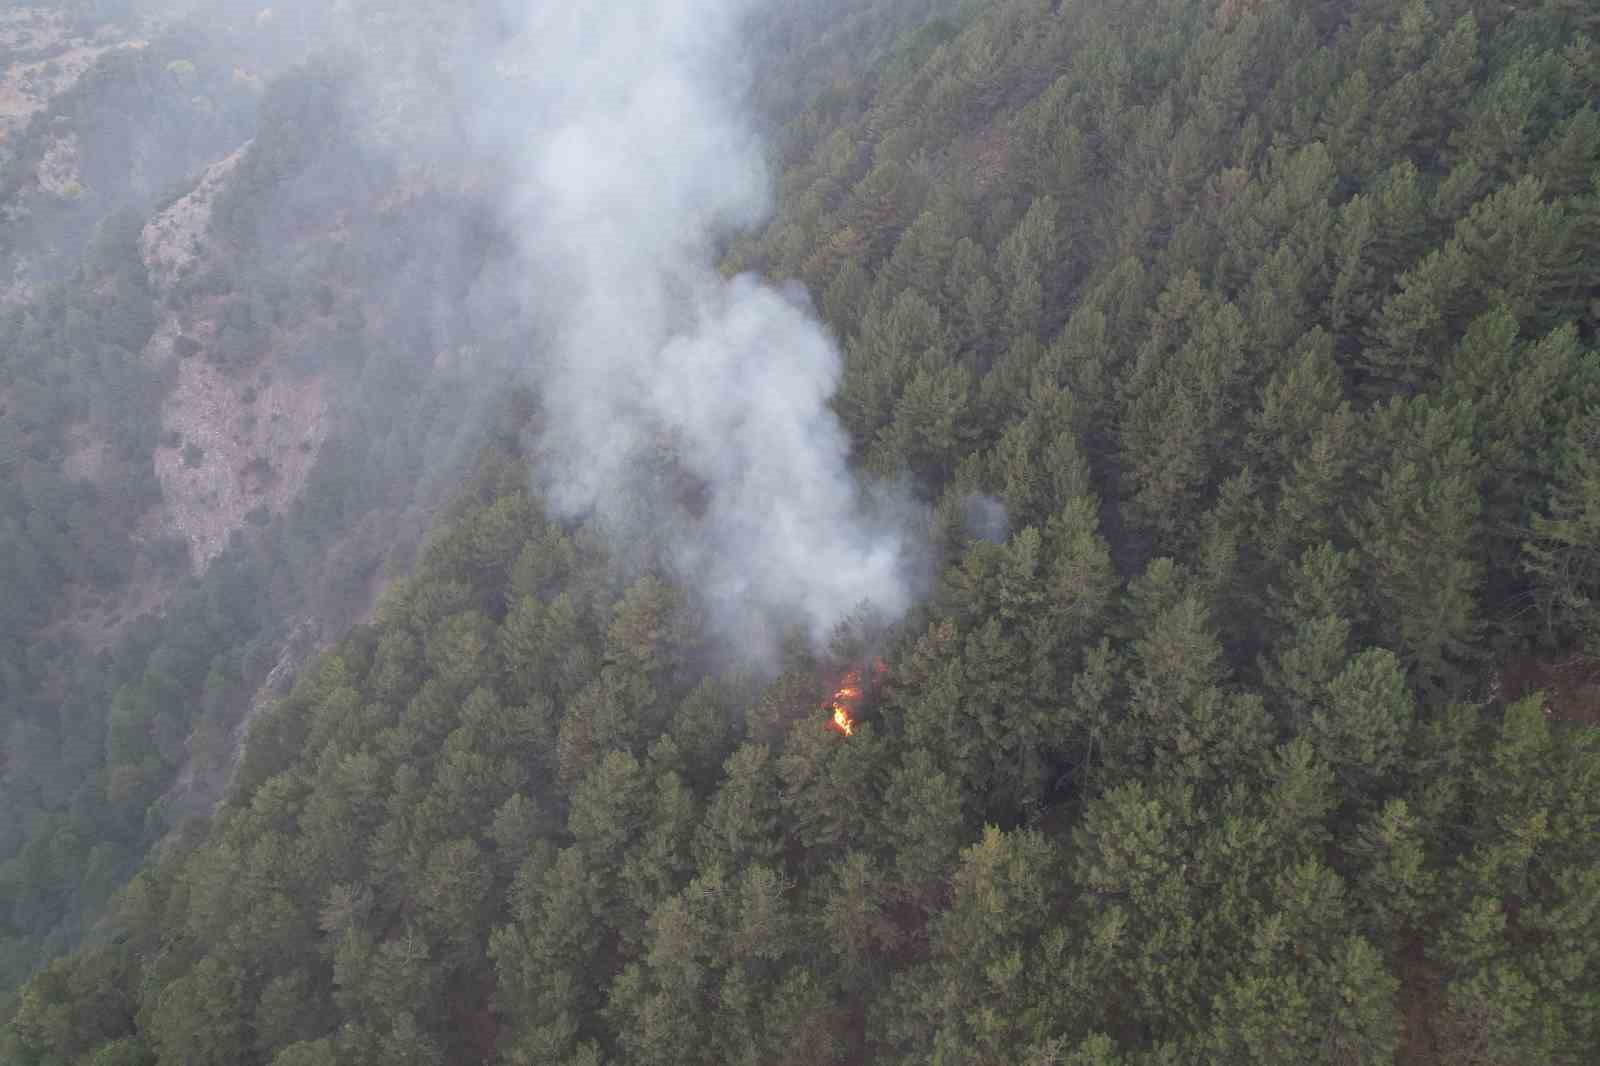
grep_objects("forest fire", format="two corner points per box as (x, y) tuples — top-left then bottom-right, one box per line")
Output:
(826, 659), (887, 736)
(829, 674), (862, 735)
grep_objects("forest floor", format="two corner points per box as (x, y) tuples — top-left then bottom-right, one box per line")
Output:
(1496, 653), (1600, 726)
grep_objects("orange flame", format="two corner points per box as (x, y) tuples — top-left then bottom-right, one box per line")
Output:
(829, 673), (861, 736)
(827, 660), (884, 736)
(832, 703), (855, 735)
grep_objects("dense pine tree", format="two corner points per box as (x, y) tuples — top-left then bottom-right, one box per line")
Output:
(6, 0), (1600, 1063)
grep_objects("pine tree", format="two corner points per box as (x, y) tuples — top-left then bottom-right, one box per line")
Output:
(1523, 410), (1600, 652)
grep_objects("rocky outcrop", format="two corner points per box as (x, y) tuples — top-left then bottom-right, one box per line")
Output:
(151, 343), (330, 569)
(0, 9), (144, 153)
(140, 142), (330, 571)
(138, 144), (246, 290)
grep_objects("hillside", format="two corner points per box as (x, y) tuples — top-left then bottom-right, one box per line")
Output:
(6, 1), (1600, 1065)
(0, 3), (542, 997)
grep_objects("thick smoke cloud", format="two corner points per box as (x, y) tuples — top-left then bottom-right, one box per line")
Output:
(469, 1), (924, 661)
(140, 0), (927, 661)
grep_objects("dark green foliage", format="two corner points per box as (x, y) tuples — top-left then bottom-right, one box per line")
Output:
(0, 39), (550, 1004)
(18, 445), (1598, 1066)
(8, 1), (1600, 1064)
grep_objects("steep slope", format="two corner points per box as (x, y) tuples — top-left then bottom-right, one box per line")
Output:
(0, 41), (534, 999)
(0, 13), (259, 302)
(140, 146), (331, 570)
(8, 1), (1600, 1065)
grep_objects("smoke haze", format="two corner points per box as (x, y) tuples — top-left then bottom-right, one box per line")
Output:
(112, 0), (927, 662)
(475, 1), (925, 661)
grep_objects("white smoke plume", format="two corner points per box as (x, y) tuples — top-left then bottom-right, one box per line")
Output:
(462, 1), (926, 661)
(134, 0), (923, 661)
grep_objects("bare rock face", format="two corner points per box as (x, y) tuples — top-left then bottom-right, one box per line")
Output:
(152, 350), (330, 569)
(140, 142), (331, 572)
(139, 145), (246, 290)
(0, 9), (145, 151)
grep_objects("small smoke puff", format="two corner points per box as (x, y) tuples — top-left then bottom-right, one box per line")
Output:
(960, 494), (1011, 544)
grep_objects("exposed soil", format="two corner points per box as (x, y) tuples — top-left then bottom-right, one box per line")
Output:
(1490, 652), (1600, 726)
(0, 30), (144, 147)
(139, 142), (330, 572)
(1393, 929), (1446, 1066)
(140, 144), (247, 290)
(150, 337), (329, 570)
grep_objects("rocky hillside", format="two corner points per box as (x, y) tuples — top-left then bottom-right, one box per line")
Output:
(0, 8), (529, 999)
(0, 5), (150, 301)
(0, 6), (147, 150)
(140, 145), (331, 572)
